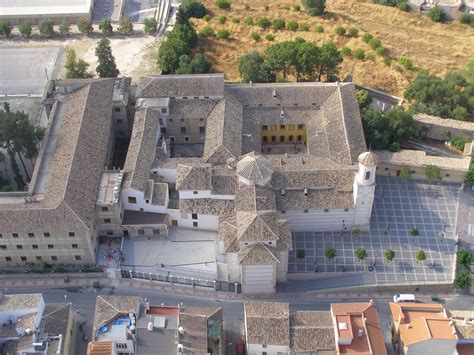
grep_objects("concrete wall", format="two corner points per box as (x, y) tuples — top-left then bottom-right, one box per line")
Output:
(276, 251), (288, 282)
(406, 338), (458, 355)
(227, 253), (240, 283)
(241, 264), (276, 294)
(246, 343), (289, 355)
(280, 209), (357, 232)
(376, 164), (466, 183)
(179, 190), (234, 200)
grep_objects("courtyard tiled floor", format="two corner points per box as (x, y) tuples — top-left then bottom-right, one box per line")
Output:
(288, 176), (460, 285)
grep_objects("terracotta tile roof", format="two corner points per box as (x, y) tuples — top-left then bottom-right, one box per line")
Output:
(237, 242), (280, 265)
(244, 301), (290, 346)
(0, 293), (42, 311)
(92, 296), (140, 336)
(39, 303), (71, 336)
(179, 307), (222, 355)
(87, 341), (113, 355)
(290, 311), (336, 353)
(175, 164), (211, 191)
(179, 198), (235, 216)
(331, 301), (387, 355)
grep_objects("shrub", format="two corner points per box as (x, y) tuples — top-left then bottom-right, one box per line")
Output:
(304, 0), (326, 16)
(244, 17), (254, 26)
(199, 26), (215, 37)
(325, 247), (337, 260)
(216, 0), (231, 10)
(366, 52), (376, 61)
(272, 18), (285, 30)
(245, 4), (251, 10)
(118, 17), (133, 35)
(282, 4), (291, 10)
(375, 46), (386, 56)
(264, 4), (269, 11)
(300, 23), (310, 31)
(217, 28), (230, 39)
(250, 31), (260, 41)
(384, 249), (395, 262)
(293, 4), (301, 11)
(353, 48), (365, 60)
(315, 25), (324, 32)
(265, 33), (274, 41)
(428, 6), (446, 22)
(355, 248), (368, 262)
(362, 33), (373, 43)
(347, 27), (358, 36)
(383, 56), (392, 65)
(99, 18), (113, 36)
(144, 18), (158, 34)
(203, 14), (211, 22)
(368, 37), (382, 49)
(0, 21), (12, 37)
(297, 249), (306, 259)
(218, 15), (227, 24)
(451, 136), (470, 151)
(454, 270), (472, 289)
(19, 20), (33, 37)
(415, 250), (426, 263)
(459, 13), (474, 26)
(341, 47), (352, 57)
(287, 20), (299, 31)
(465, 166), (474, 184)
(457, 249), (473, 267)
(39, 19), (54, 37)
(256, 16), (271, 29)
(410, 227), (419, 236)
(77, 18), (93, 35)
(59, 21), (70, 36)
(231, 17), (240, 24)
(398, 1), (409, 11)
(399, 56), (413, 70)
(335, 26), (346, 36)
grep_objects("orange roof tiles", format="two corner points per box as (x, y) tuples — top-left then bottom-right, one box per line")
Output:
(87, 341), (112, 355)
(331, 301), (387, 355)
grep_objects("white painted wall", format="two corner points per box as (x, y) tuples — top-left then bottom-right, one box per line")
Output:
(276, 251), (288, 282)
(407, 338), (458, 355)
(179, 190), (234, 200)
(280, 209), (356, 232)
(246, 343), (289, 355)
(121, 187), (168, 214)
(227, 253), (240, 282)
(353, 180), (375, 228)
(155, 168), (176, 183)
(167, 209), (218, 231)
(241, 264), (276, 294)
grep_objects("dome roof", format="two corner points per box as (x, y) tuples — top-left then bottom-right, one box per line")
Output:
(237, 153), (273, 183)
(358, 151), (378, 166)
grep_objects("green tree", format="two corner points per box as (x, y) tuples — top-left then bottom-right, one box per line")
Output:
(287, 20), (299, 31)
(427, 6), (446, 22)
(341, 47), (352, 57)
(176, 0), (207, 24)
(144, 18), (158, 34)
(356, 90), (372, 110)
(302, 0), (326, 16)
(384, 249), (395, 262)
(399, 166), (412, 183)
(216, 0), (231, 10)
(410, 227), (419, 237)
(265, 41), (297, 79)
(398, 56), (413, 70)
(325, 247), (337, 261)
(454, 270), (472, 289)
(99, 18), (113, 36)
(118, 17), (133, 35)
(457, 249), (473, 268)
(19, 20), (33, 38)
(353, 48), (365, 60)
(250, 31), (260, 41)
(415, 250), (427, 263)
(465, 166), (474, 184)
(217, 28), (230, 39)
(64, 47), (93, 79)
(239, 51), (273, 83)
(300, 23), (310, 31)
(315, 25), (324, 32)
(297, 249), (306, 259)
(256, 17), (271, 29)
(39, 19), (54, 37)
(362, 33), (373, 43)
(77, 18), (93, 35)
(156, 23), (197, 73)
(95, 37), (119, 78)
(425, 165), (441, 184)
(199, 26), (215, 37)
(265, 33), (274, 41)
(296, 41), (320, 81)
(368, 37), (382, 49)
(335, 26), (346, 36)
(347, 27), (358, 36)
(459, 13), (474, 26)
(355, 248), (368, 262)
(244, 17), (254, 25)
(0, 20), (12, 37)
(59, 21), (70, 36)
(218, 15), (227, 24)
(272, 19), (286, 30)
(316, 43), (343, 81)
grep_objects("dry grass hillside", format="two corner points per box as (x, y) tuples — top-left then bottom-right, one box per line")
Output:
(193, 0), (474, 96)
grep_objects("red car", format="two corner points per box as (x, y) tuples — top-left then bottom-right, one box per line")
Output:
(236, 339), (245, 355)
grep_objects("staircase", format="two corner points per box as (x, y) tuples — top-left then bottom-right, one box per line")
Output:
(217, 263), (229, 282)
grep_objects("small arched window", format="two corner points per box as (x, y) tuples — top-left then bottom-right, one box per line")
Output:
(365, 171), (371, 180)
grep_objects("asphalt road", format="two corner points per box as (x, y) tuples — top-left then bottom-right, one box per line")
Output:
(0, 47), (60, 96)
(5, 285), (473, 355)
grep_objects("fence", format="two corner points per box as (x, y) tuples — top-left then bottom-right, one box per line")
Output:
(120, 269), (241, 293)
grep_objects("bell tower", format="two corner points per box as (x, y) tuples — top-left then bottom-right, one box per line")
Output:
(353, 152), (378, 229)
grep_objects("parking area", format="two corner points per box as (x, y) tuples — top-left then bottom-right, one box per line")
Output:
(0, 47), (60, 96)
(288, 176), (460, 285)
(123, 0), (159, 22)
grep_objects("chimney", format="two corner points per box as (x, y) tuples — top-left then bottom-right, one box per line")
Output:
(281, 189), (285, 196)
(280, 109), (284, 117)
(272, 89), (277, 98)
(304, 188), (308, 196)
(358, 329), (365, 337)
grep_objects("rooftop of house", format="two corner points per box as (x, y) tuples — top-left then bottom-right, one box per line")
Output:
(290, 311), (336, 353)
(331, 301), (387, 355)
(413, 113), (474, 131)
(39, 303), (71, 336)
(244, 301), (290, 346)
(87, 340), (113, 355)
(0, 78), (127, 234)
(447, 310), (474, 339)
(0, 293), (43, 312)
(137, 306), (179, 355)
(0, 0), (93, 16)
(389, 302), (458, 346)
(92, 296), (140, 337)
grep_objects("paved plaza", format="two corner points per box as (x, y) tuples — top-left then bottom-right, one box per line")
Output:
(288, 176), (461, 285)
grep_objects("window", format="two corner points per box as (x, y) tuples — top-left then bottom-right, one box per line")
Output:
(384, 168), (389, 171)
(32, 245), (38, 249)
(5, 257), (11, 262)
(199, 117), (204, 123)
(271, 136), (276, 143)
(104, 218), (111, 223)
(44, 232), (51, 237)
(304, 209), (309, 213)
(199, 126), (205, 135)
(0, 245), (6, 250)
(118, 130), (125, 136)
(262, 125), (268, 131)
(153, 229), (161, 235)
(184, 136), (190, 142)
(262, 136), (268, 143)
(145, 199), (149, 204)
(193, 221), (198, 228)
(281, 210), (285, 213)
(280, 124), (286, 130)
(0, 234), (2, 238)
(68, 232), (75, 237)
(161, 127), (167, 135)
(20, 256), (27, 262)
(324, 209), (329, 212)
(365, 171), (371, 180)
(297, 135), (302, 143)
(161, 107), (167, 114)
(268, 241), (272, 245)
(297, 124), (304, 130)
(16, 245), (23, 250)
(114, 107), (121, 113)
(344, 208), (349, 212)
(128, 197), (137, 204)
(445, 174), (450, 177)
(51, 256), (58, 261)
(192, 213), (198, 220)
(270, 125), (277, 131)
(181, 127), (186, 134)
(72, 244), (78, 249)
(75, 255), (82, 261)
(193, 191), (198, 195)
(117, 119), (123, 124)
(138, 229), (145, 235)
(101, 206), (108, 212)
(12, 233), (19, 238)
(262, 345), (267, 349)
(28, 233), (35, 238)
(170, 136), (175, 142)
(288, 135), (294, 143)
(36, 256), (42, 261)
(107, 231), (113, 236)
(289, 124), (295, 130)
(47, 244), (54, 249)
(183, 96), (188, 99)
(280, 136), (285, 143)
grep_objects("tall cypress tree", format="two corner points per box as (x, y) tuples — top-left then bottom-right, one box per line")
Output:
(95, 37), (120, 78)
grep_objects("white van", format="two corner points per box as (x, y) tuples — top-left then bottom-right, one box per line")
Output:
(393, 294), (416, 303)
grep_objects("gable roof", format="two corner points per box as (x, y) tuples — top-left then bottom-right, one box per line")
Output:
(175, 164), (211, 191)
(245, 301), (290, 346)
(237, 153), (273, 183)
(238, 242), (280, 265)
(93, 296), (140, 336)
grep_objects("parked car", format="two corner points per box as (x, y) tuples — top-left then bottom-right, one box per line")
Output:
(393, 294), (416, 303)
(236, 339), (245, 355)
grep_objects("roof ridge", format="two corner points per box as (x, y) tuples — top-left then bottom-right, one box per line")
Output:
(258, 241), (280, 263)
(42, 303), (70, 319)
(336, 85), (354, 163)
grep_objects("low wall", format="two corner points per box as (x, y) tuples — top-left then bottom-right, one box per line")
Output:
(0, 271), (104, 279)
